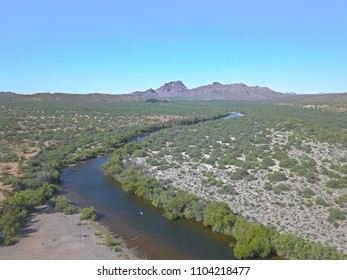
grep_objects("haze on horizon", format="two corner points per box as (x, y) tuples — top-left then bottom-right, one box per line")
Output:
(0, 0), (346, 95)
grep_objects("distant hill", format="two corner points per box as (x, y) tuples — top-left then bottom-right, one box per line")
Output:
(0, 91), (17, 98)
(131, 81), (289, 100)
(14, 92), (142, 103)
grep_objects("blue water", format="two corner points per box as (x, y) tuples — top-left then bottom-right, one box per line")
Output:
(61, 156), (235, 259)
(223, 112), (245, 120)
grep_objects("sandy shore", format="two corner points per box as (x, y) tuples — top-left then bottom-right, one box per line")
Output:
(0, 206), (139, 260)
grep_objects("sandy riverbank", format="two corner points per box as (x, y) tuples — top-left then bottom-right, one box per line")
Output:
(0, 206), (139, 260)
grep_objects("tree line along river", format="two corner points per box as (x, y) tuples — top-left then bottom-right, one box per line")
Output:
(61, 113), (245, 259)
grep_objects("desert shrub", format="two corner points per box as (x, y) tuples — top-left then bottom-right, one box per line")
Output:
(326, 179), (347, 189)
(273, 184), (291, 194)
(315, 197), (330, 207)
(80, 207), (96, 221)
(6, 189), (42, 211)
(264, 182), (273, 191)
(328, 207), (346, 222)
(268, 172), (287, 182)
(297, 188), (315, 198)
(279, 158), (298, 169)
(49, 196), (75, 215)
(335, 193), (347, 207)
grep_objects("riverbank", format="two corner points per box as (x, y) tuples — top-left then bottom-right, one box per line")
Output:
(0, 205), (139, 260)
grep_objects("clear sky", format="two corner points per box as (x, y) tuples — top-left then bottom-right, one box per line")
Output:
(0, 0), (346, 94)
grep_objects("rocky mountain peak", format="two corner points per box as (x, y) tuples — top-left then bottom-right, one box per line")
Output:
(156, 81), (187, 94)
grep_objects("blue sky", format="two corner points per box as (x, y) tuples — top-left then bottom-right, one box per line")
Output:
(0, 0), (346, 94)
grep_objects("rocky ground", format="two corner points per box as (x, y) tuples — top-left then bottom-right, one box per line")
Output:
(0, 206), (138, 260)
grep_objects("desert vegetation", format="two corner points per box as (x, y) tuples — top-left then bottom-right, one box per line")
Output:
(1, 93), (346, 259)
(103, 101), (347, 259)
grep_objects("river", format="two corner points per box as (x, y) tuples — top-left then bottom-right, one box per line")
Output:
(61, 112), (244, 259)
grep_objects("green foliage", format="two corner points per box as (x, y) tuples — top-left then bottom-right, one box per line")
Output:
(232, 219), (275, 259)
(202, 202), (236, 234)
(335, 193), (347, 207)
(273, 184), (291, 194)
(104, 232), (122, 251)
(268, 172), (287, 182)
(229, 169), (249, 180)
(163, 211), (182, 221)
(279, 158), (298, 169)
(326, 179), (347, 189)
(49, 196), (75, 215)
(6, 190), (42, 211)
(315, 197), (330, 207)
(328, 207), (346, 222)
(264, 182), (273, 191)
(0, 208), (27, 245)
(297, 187), (315, 198)
(272, 233), (346, 259)
(261, 156), (275, 167)
(80, 207), (96, 221)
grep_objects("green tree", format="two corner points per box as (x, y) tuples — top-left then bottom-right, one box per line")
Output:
(232, 219), (275, 259)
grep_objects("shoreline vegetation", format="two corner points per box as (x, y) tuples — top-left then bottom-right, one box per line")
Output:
(1, 97), (346, 259)
(102, 144), (346, 260)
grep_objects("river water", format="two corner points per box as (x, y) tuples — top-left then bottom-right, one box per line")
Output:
(61, 112), (244, 259)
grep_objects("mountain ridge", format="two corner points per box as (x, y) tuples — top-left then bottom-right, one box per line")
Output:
(131, 81), (290, 100)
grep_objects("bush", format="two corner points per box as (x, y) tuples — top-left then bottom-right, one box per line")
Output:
(264, 182), (273, 191)
(273, 184), (291, 194)
(6, 190), (42, 211)
(203, 202), (235, 234)
(326, 179), (347, 189)
(297, 188), (315, 198)
(80, 207), (96, 221)
(232, 219), (275, 259)
(163, 211), (182, 221)
(335, 193), (347, 207)
(104, 233), (121, 251)
(279, 158), (297, 169)
(268, 172), (287, 182)
(328, 207), (346, 222)
(49, 196), (75, 215)
(63, 204), (76, 215)
(315, 197), (330, 207)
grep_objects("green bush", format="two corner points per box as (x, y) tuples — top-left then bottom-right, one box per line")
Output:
(203, 201), (235, 234)
(279, 158), (298, 169)
(49, 196), (75, 215)
(328, 207), (346, 222)
(297, 188), (315, 198)
(326, 179), (347, 189)
(80, 207), (96, 221)
(163, 211), (182, 221)
(315, 197), (330, 207)
(7, 190), (42, 211)
(268, 172), (287, 182)
(264, 182), (273, 191)
(232, 219), (275, 259)
(273, 184), (291, 194)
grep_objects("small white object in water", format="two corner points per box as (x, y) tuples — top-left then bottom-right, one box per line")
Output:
(140, 212), (144, 215)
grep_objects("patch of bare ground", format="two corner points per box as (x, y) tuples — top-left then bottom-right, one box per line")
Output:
(0, 206), (139, 260)
(133, 135), (347, 255)
(0, 162), (19, 202)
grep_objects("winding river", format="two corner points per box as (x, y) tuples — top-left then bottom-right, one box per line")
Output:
(61, 112), (244, 259)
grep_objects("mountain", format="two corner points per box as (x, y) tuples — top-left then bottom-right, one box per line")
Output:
(131, 81), (288, 100)
(0, 91), (17, 97)
(156, 81), (187, 94)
